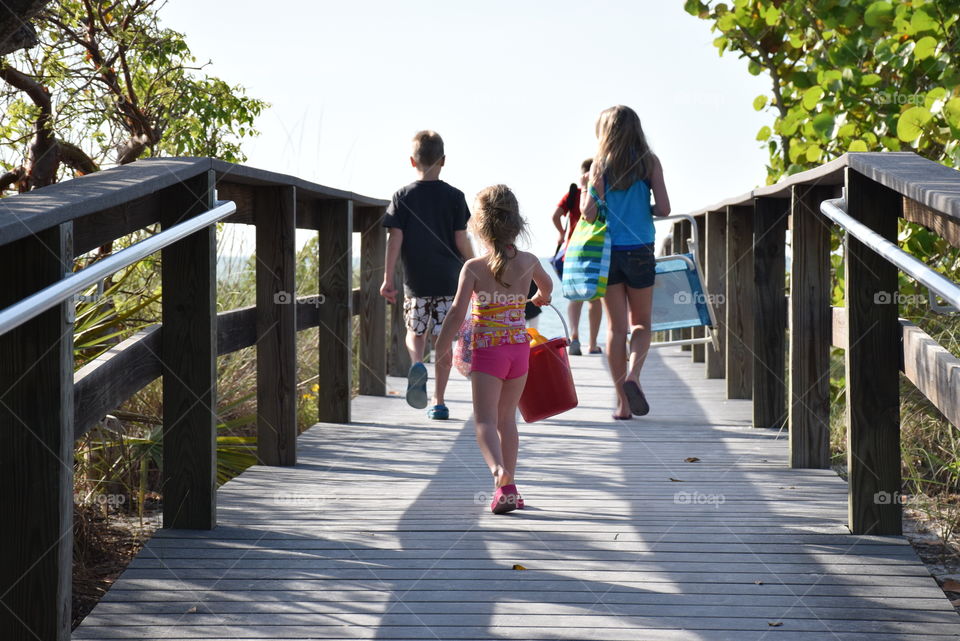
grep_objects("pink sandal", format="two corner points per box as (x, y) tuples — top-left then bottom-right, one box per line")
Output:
(490, 484), (524, 514)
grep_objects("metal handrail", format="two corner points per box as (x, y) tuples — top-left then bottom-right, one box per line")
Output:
(820, 196), (960, 310)
(0, 199), (237, 338)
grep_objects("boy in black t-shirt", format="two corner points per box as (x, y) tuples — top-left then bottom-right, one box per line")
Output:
(381, 130), (473, 419)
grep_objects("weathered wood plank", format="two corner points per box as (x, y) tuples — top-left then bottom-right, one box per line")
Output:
(901, 319), (960, 428)
(0, 223), (74, 641)
(316, 199), (353, 423)
(752, 197), (788, 428)
(160, 171), (218, 529)
(845, 169), (902, 535)
(387, 262), (411, 377)
(724, 205), (753, 399)
(255, 185), (298, 465)
(902, 195), (960, 249)
(788, 184), (833, 469)
(357, 205), (387, 395)
(704, 210), (727, 378)
(691, 215), (706, 363)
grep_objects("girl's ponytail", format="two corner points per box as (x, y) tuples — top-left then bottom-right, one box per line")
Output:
(472, 185), (527, 288)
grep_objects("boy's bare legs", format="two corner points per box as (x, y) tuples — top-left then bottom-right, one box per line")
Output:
(587, 298), (603, 352)
(602, 283), (631, 418)
(405, 330), (426, 364)
(433, 339), (452, 406)
(472, 371), (506, 485)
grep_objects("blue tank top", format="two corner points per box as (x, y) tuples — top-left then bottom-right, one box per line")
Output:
(605, 179), (654, 249)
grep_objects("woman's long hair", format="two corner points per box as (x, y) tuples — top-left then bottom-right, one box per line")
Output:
(472, 185), (527, 288)
(594, 105), (653, 191)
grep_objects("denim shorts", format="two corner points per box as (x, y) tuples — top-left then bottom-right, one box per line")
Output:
(608, 245), (656, 289)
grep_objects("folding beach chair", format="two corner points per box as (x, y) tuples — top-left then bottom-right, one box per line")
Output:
(649, 214), (719, 350)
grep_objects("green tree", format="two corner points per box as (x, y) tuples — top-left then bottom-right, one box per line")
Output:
(1, 0), (267, 193)
(685, 0), (960, 183)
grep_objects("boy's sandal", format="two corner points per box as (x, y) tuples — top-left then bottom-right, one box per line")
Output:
(427, 404), (449, 420)
(406, 362), (428, 409)
(490, 484), (522, 514)
(623, 380), (649, 416)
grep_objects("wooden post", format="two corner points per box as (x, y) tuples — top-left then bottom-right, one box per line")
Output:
(704, 209), (727, 378)
(0, 223), (74, 640)
(753, 197), (788, 429)
(845, 169), (902, 535)
(317, 199), (353, 423)
(691, 215), (706, 363)
(357, 206), (387, 396)
(388, 262), (411, 377)
(161, 170), (218, 529)
(725, 205), (754, 399)
(788, 184), (833, 469)
(255, 185), (298, 466)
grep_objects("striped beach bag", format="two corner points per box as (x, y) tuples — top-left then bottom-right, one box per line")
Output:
(561, 186), (611, 300)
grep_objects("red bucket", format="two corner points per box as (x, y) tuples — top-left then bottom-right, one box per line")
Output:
(518, 336), (578, 423)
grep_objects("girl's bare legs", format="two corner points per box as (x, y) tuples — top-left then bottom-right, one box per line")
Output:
(495, 373), (527, 487)
(625, 286), (654, 384)
(471, 371), (507, 486)
(602, 283), (631, 417)
(567, 300), (584, 342)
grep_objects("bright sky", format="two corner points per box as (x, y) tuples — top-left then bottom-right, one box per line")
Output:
(162, 0), (771, 256)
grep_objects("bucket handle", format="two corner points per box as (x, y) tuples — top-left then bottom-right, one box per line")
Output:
(544, 303), (571, 341)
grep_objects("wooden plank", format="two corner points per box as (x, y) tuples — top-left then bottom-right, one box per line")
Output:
(72, 192), (163, 255)
(255, 185), (298, 466)
(902, 195), (960, 249)
(845, 168), (902, 535)
(788, 184), (833, 469)
(74, 326), (161, 439)
(0, 222), (74, 641)
(901, 319), (960, 428)
(160, 170), (218, 530)
(387, 262), (411, 377)
(752, 197), (788, 428)
(316, 199), (353, 423)
(724, 205), (753, 399)
(357, 206), (387, 396)
(832, 306), (847, 349)
(74, 350), (955, 638)
(704, 209), (727, 378)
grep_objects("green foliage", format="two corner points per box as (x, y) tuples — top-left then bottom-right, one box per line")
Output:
(1, 0), (267, 185)
(685, 0), (960, 183)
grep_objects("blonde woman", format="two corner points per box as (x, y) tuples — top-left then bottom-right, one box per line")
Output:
(581, 105), (671, 420)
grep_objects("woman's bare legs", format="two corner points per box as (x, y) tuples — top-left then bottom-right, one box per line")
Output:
(568, 299), (584, 342)
(602, 283), (631, 417)
(625, 285), (654, 385)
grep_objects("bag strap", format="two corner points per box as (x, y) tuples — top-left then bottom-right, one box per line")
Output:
(588, 185), (607, 223)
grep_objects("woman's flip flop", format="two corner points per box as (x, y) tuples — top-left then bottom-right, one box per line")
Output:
(623, 380), (649, 416)
(490, 484), (523, 514)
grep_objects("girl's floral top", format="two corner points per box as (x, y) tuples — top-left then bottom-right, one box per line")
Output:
(470, 299), (529, 349)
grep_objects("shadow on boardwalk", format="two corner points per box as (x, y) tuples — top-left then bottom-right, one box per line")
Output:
(74, 351), (960, 640)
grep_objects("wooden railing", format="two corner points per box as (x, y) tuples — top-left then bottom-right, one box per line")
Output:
(0, 158), (405, 639)
(670, 151), (960, 537)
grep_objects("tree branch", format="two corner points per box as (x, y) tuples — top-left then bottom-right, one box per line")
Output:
(58, 139), (99, 175)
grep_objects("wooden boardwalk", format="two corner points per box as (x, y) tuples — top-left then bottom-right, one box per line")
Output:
(74, 350), (960, 640)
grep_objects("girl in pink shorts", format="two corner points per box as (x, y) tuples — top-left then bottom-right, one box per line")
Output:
(436, 185), (554, 514)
